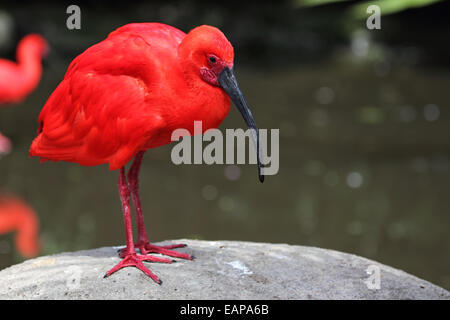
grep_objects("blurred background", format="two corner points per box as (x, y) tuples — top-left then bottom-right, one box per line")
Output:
(0, 0), (449, 290)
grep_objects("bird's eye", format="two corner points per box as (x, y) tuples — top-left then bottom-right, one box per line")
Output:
(209, 56), (217, 64)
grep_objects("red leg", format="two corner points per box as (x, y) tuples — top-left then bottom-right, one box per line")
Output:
(105, 167), (173, 284)
(121, 151), (194, 260)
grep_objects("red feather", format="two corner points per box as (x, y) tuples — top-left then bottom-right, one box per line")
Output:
(30, 23), (232, 170)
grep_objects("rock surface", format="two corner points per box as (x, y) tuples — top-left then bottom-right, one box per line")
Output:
(0, 239), (448, 299)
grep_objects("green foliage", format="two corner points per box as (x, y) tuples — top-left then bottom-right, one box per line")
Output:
(351, 0), (444, 18)
(300, 0), (351, 6)
(297, 0), (444, 17)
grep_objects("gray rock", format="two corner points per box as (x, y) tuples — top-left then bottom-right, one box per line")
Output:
(0, 239), (448, 299)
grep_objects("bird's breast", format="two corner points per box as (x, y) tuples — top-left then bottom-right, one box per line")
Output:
(183, 86), (231, 133)
(143, 85), (231, 150)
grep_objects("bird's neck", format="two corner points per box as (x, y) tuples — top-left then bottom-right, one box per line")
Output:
(16, 44), (43, 91)
(179, 75), (231, 132)
(15, 215), (40, 258)
(0, 198), (39, 257)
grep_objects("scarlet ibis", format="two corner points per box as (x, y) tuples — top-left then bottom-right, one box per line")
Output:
(0, 34), (48, 104)
(0, 34), (48, 151)
(29, 23), (263, 284)
(0, 194), (40, 258)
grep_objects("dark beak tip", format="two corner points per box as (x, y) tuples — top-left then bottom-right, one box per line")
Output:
(219, 66), (264, 185)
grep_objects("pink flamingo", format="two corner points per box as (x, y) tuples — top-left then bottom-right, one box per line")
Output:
(0, 194), (40, 258)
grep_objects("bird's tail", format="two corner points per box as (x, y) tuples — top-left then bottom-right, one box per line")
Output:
(29, 133), (78, 163)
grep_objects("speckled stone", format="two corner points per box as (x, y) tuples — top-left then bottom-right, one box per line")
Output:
(0, 239), (448, 299)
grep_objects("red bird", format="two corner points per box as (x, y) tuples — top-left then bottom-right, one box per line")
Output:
(0, 34), (48, 151)
(0, 34), (48, 105)
(0, 194), (40, 258)
(29, 23), (263, 284)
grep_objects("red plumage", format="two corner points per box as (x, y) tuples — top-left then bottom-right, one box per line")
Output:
(30, 23), (232, 170)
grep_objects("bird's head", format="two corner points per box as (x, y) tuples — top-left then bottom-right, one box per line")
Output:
(179, 25), (234, 85)
(179, 25), (264, 182)
(19, 34), (49, 59)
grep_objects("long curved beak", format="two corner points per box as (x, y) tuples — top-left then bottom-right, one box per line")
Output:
(218, 67), (264, 183)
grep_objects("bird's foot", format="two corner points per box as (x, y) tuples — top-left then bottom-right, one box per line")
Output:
(105, 252), (173, 284)
(119, 241), (194, 260)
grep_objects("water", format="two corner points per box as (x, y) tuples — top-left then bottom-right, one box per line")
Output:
(0, 2), (449, 291)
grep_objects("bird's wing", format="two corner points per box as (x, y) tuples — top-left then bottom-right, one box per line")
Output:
(30, 35), (167, 170)
(108, 22), (185, 46)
